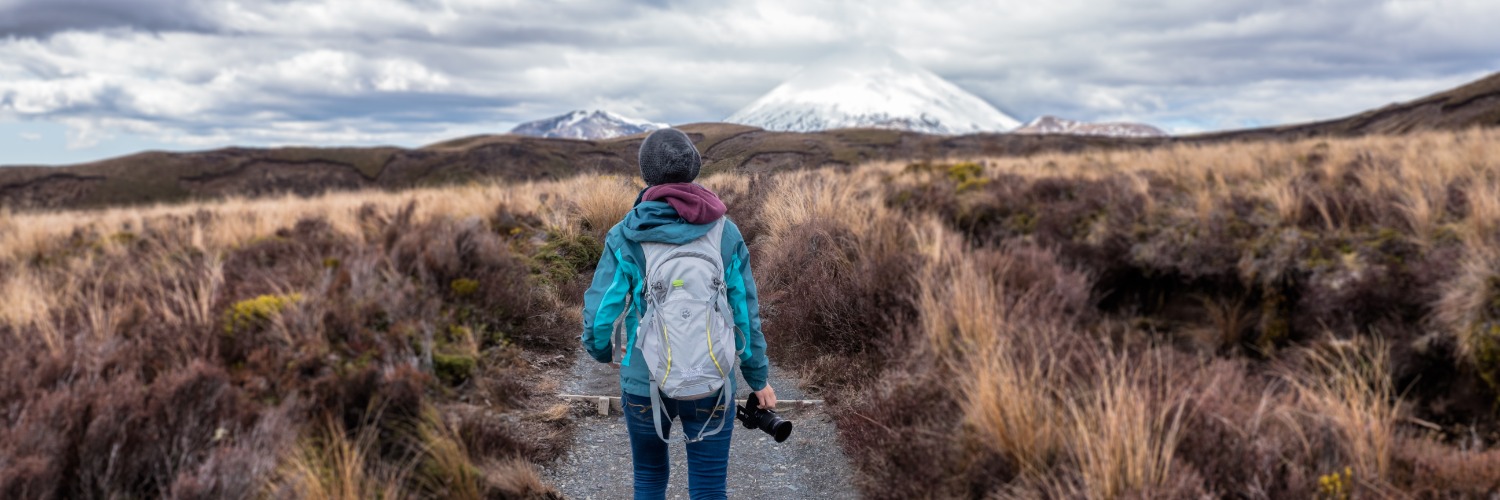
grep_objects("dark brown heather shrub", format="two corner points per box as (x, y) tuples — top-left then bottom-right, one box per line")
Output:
(0, 362), (275, 499)
(1391, 436), (1500, 497)
(455, 404), (572, 465)
(382, 206), (546, 351)
(1, 196), (581, 499)
(1171, 360), (1320, 498)
(755, 218), (921, 390)
(837, 358), (1014, 500)
(712, 173), (773, 245)
(165, 405), (296, 500)
(219, 217), (351, 302)
(819, 137), (1500, 497)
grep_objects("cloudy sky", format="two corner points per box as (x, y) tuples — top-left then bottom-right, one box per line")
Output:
(0, 0), (1495, 165)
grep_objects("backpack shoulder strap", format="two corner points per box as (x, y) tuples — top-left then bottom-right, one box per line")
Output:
(704, 218), (728, 258)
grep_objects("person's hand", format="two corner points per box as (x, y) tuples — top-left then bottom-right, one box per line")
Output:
(753, 384), (777, 409)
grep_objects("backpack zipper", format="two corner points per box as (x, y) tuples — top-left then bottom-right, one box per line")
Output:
(705, 281), (726, 378)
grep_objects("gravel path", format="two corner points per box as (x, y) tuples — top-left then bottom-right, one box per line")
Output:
(541, 348), (858, 499)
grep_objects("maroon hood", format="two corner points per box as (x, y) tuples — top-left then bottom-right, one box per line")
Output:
(642, 183), (727, 224)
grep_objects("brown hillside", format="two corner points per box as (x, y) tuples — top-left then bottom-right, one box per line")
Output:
(2, 72), (1496, 211)
(1190, 71), (1500, 141)
(0, 124), (1162, 211)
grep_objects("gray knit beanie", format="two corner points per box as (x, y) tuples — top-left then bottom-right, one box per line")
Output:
(637, 128), (701, 186)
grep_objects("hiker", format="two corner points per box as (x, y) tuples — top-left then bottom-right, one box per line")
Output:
(581, 128), (774, 500)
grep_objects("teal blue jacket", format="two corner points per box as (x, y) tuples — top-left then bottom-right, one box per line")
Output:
(580, 195), (769, 397)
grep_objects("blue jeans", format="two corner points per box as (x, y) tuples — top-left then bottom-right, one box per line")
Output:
(623, 390), (733, 500)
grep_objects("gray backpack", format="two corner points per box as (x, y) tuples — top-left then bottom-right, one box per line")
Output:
(634, 219), (740, 443)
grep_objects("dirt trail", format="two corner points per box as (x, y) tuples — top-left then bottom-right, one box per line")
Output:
(541, 348), (858, 499)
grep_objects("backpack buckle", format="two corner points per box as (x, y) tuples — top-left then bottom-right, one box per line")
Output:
(650, 281), (668, 302)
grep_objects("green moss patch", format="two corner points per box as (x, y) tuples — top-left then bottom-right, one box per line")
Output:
(433, 352), (477, 386)
(530, 231), (603, 288)
(224, 293), (303, 334)
(449, 278), (480, 298)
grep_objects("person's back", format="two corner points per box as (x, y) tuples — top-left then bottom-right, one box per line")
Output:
(580, 128), (776, 500)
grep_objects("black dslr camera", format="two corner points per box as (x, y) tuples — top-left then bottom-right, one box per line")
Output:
(736, 392), (792, 442)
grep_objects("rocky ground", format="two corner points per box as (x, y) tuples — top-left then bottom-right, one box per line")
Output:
(541, 348), (858, 499)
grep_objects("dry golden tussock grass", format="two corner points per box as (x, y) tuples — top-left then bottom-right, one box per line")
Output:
(961, 340), (1066, 477)
(0, 266), (60, 352)
(0, 175), (637, 328)
(2, 226), (228, 356)
(1, 173), (623, 498)
(1065, 360), (1190, 499)
(894, 128), (1500, 352)
(756, 167), (898, 240)
(7, 128), (1500, 498)
(1436, 247), (1500, 362)
(567, 174), (642, 240)
(0, 174), (642, 264)
(917, 205), (1187, 496)
(479, 458), (555, 499)
(1288, 341), (1401, 484)
(411, 409), (486, 499)
(918, 229), (1066, 474)
(746, 130), (1500, 497)
(276, 418), (412, 500)
(880, 128), (1500, 240)
(747, 162), (1182, 496)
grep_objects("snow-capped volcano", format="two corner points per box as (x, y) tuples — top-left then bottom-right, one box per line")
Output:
(510, 110), (666, 140)
(726, 47), (1021, 135)
(1013, 115), (1168, 138)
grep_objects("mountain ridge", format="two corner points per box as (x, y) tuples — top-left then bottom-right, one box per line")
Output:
(3, 71), (1497, 211)
(1014, 115), (1168, 138)
(509, 110), (666, 140)
(1186, 71), (1500, 140)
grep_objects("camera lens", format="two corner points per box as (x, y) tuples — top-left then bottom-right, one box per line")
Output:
(736, 393), (793, 442)
(770, 419), (792, 443)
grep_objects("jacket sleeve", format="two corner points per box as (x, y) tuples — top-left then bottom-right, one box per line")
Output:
(581, 238), (632, 363)
(723, 220), (770, 391)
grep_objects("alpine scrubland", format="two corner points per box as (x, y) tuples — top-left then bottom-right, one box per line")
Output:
(0, 177), (640, 498)
(746, 127), (1500, 498)
(4, 127), (1500, 498)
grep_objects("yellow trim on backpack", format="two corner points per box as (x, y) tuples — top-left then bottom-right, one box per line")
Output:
(662, 320), (673, 379)
(706, 312), (725, 378)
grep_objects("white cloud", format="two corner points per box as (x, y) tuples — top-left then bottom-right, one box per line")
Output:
(18, 131), (41, 141)
(0, 0), (1495, 162)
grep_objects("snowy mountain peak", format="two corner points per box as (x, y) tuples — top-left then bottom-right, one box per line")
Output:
(1013, 115), (1168, 138)
(725, 46), (1021, 135)
(510, 110), (667, 140)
